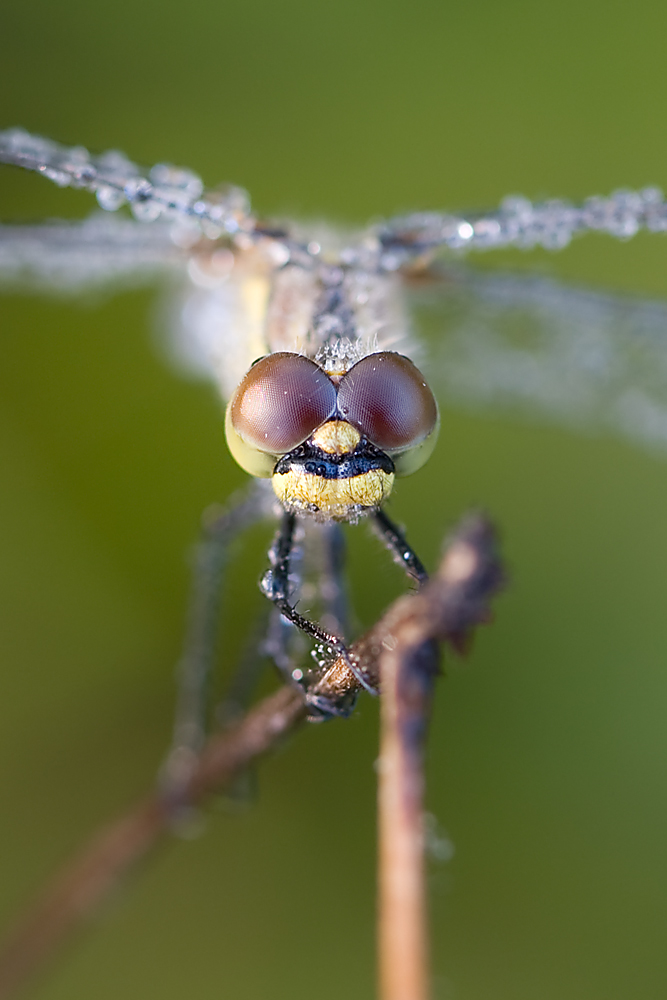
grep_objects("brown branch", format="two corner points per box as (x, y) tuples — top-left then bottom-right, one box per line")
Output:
(0, 514), (503, 1000)
(378, 642), (434, 1000)
(377, 515), (504, 1000)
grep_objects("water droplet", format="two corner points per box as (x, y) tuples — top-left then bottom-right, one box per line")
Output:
(96, 185), (125, 211)
(131, 199), (163, 222)
(41, 167), (70, 187)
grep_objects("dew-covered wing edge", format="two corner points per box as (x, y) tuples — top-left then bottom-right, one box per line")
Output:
(415, 267), (667, 457)
(0, 215), (189, 293)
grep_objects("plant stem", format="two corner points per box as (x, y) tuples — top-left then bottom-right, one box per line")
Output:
(378, 635), (436, 1000)
(376, 514), (504, 1000)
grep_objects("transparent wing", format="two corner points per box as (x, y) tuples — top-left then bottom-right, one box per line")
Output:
(0, 214), (190, 293)
(377, 189), (667, 268)
(419, 268), (667, 455)
(0, 128), (252, 238)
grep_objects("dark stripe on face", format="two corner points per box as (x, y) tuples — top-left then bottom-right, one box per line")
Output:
(273, 439), (395, 481)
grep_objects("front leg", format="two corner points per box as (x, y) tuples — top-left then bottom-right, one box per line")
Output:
(260, 511), (379, 709)
(371, 508), (429, 586)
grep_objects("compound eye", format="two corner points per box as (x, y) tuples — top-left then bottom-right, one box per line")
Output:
(337, 352), (438, 453)
(228, 352), (337, 455)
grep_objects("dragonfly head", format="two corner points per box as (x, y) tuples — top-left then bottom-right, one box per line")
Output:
(225, 351), (439, 521)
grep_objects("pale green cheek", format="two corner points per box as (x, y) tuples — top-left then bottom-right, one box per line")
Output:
(389, 411), (440, 478)
(224, 403), (278, 479)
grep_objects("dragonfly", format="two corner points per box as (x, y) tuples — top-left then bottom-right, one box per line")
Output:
(3, 127), (667, 759)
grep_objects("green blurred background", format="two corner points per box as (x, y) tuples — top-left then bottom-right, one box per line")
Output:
(2, 1), (667, 997)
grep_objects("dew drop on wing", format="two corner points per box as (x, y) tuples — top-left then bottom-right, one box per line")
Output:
(96, 185), (126, 211)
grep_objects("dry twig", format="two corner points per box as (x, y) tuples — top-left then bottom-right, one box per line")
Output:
(377, 515), (503, 1000)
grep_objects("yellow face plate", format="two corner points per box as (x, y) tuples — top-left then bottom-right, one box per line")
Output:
(272, 466), (394, 520)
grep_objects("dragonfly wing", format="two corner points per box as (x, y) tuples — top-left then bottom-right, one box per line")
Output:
(0, 215), (189, 293)
(0, 128), (252, 237)
(418, 268), (667, 455)
(378, 189), (667, 265)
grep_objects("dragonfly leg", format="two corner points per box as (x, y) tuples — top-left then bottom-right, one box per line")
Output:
(261, 512), (344, 650)
(160, 481), (274, 808)
(371, 508), (429, 586)
(261, 511), (378, 712)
